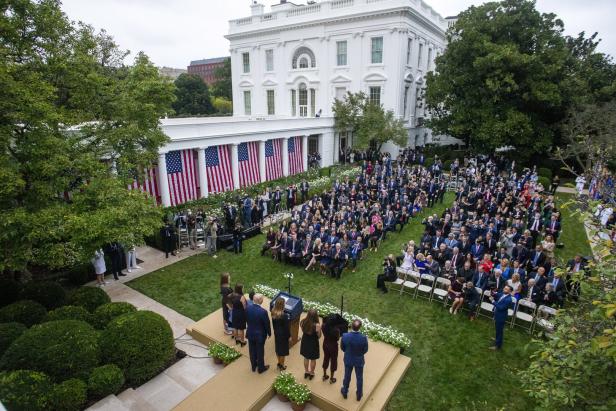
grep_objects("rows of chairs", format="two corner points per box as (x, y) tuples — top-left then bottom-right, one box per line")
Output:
(389, 268), (557, 334)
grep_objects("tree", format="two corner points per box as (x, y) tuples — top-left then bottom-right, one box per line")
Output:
(332, 92), (408, 151)
(425, 0), (580, 158)
(212, 96), (232, 114)
(0, 0), (175, 275)
(172, 73), (215, 116)
(211, 57), (232, 100)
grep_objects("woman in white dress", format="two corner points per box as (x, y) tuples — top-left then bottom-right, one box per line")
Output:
(501, 227), (516, 256)
(91, 249), (107, 286)
(400, 250), (415, 272)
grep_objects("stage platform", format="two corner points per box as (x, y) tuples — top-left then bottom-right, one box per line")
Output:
(173, 298), (411, 411)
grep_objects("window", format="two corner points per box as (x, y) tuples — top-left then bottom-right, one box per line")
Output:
(406, 38), (413, 65)
(335, 87), (346, 101)
(242, 52), (250, 73)
(371, 37), (383, 64)
(310, 88), (316, 117)
(291, 90), (297, 116)
(267, 90), (275, 115)
(243, 90), (251, 115)
(298, 84), (308, 117)
(417, 43), (423, 67)
(299, 57), (309, 69)
(265, 49), (274, 71)
(336, 41), (347, 66)
(403, 85), (410, 117)
(369, 86), (381, 106)
(292, 47), (316, 69)
(427, 48), (432, 70)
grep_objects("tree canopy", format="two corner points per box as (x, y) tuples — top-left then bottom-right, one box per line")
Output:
(172, 73), (215, 116)
(0, 0), (175, 275)
(332, 92), (408, 151)
(211, 57), (232, 101)
(425, 0), (615, 158)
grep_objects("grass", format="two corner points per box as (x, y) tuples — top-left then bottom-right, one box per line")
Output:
(128, 192), (589, 410)
(554, 193), (593, 260)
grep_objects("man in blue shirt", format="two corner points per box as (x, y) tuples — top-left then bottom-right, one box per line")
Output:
(489, 285), (513, 350)
(341, 320), (369, 401)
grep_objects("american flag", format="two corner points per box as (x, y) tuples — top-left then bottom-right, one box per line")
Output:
(265, 139), (283, 181)
(238, 142), (260, 187)
(288, 136), (304, 175)
(166, 150), (198, 206)
(206, 145), (233, 193)
(128, 167), (160, 203)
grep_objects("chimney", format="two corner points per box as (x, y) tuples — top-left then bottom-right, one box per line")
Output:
(251, 1), (265, 16)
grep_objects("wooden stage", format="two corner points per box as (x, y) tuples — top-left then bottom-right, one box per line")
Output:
(173, 299), (411, 411)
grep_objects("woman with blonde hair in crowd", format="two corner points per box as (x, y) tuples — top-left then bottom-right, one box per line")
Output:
(541, 234), (556, 259)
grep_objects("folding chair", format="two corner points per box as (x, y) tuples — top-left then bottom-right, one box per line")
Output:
(535, 305), (557, 334)
(416, 274), (435, 300)
(400, 270), (420, 297)
(388, 267), (407, 293)
(431, 277), (450, 305)
(477, 290), (495, 319)
(513, 299), (537, 332)
(507, 297), (518, 325)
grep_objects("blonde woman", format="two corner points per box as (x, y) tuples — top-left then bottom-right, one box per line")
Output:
(507, 273), (523, 300)
(305, 238), (322, 271)
(541, 234), (556, 259)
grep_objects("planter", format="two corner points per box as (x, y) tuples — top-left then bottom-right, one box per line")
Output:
(276, 393), (289, 402)
(291, 402), (306, 411)
(213, 357), (223, 365)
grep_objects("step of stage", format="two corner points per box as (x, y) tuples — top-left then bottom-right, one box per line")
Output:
(360, 354), (411, 411)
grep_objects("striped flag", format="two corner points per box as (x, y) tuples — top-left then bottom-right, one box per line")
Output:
(288, 136), (303, 175)
(265, 139), (283, 181)
(238, 141), (260, 187)
(128, 167), (160, 202)
(206, 145), (233, 193)
(166, 150), (198, 206)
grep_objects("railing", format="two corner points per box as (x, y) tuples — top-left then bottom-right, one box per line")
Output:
(286, 3), (321, 17)
(331, 0), (354, 9)
(235, 16), (252, 26)
(261, 13), (276, 22)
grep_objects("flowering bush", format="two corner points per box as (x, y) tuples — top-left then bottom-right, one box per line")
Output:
(286, 382), (311, 405)
(254, 284), (411, 349)
(208, 342), (241, 364)
(283, 272), (294, 280)
(272, 371), (296, 396)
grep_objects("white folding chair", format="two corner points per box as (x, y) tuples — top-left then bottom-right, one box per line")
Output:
(513, 299), (537, 332)
(535, 305), (557, 334)
(507, 297), (518, 325)
(431, 277), (451, 305)
(416, 274), (436, 300)
(477, 290), (494, 319)
(401, 270), (420, 297)
(388, 267), (407, 293)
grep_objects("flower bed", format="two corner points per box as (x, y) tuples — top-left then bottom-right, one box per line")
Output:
(272, 372), (311, 409)
(208, 342), (241, 365)
(254, 284), (411, 349)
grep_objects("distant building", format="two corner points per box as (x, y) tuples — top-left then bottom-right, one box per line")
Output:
(187, 57), (228, 85)
(158, 66), (186, 80)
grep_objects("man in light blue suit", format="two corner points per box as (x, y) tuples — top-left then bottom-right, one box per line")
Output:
(489, 285), (513, 350)
(341, 320), (369, 401)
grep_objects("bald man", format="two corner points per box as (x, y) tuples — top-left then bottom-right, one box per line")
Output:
(341, 319), (368, 401)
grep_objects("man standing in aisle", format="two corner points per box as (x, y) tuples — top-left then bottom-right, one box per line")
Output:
(489, 285), (513, 350)
(245, 294), (271, 373)
(341, 320), (368, 402)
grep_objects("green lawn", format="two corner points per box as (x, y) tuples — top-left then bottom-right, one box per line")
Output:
(128, 193), (588, 410)
(554, 193), (593, 260)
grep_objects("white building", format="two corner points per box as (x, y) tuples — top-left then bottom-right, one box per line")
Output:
(154, 0), (458, 207)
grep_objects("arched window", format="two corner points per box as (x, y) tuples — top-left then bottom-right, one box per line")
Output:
(298, 83), (308, 117)
(292, 46), (316, 69)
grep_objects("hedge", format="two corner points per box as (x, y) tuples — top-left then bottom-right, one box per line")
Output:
(88, 364), (125, 399)
(44, 306), (94, 325)
(93, 302), (137, 329)
(0, 279), (23, 308)
(0, 320), (100, 382)
(100, 311), (174, 385)
(21, 281), (67, 310)
(47, 378), (87, 411)
(538, 176), (550, 190)
(0, 300), (47, 327)
(69, 286), (111, 313)
(537, 167), (553, 180)
(0, 322), (27, 356)
(0, 370), (53, 411)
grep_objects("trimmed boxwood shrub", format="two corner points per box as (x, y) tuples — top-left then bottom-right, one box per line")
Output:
(100, 311), (174, 385)
(88, 364), (125, 399)
(21, 281), (67, 310)
(93, 302), (137, 329)
(0, 370), (53, 411)
(0, 320), (100, 382)
(44, 306), (94, 325)
(48, 378), (87, 411)
(0, 279), (23, 308)
(69, 286), (111, 313)
(0, 300), (47, 327)
(66, 263), (94, 286)
(537, 167), (553, 180)
(538, 176), (550, 190)
(0, 322), (27, 356)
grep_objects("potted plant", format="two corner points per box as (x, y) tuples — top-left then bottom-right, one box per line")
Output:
(286, 382), (311, 411)
(272, 371), (295, 402)
(208, 342), (241, 366)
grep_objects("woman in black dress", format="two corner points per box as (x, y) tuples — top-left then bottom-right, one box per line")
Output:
(231, 283), (247, 346)
(300, 309), (321, 380)
(321, 314), (341, 384)
(219, 273), (233, 335)
(271, 297), (290, 371)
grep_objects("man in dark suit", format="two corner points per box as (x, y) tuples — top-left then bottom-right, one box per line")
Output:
(104, 242), (126, 280)
(245, 294), (271, 373)
(531, 267), (548, 291)
(300, 180), (310, 203)
(472, 266), (489, 290)
(341, 320), (369, 402)
(489, 285), (513, 350)
(522, 278), (544, 305)
(489, 269), (506, 293)
(551, 272), (566, 307)
(331, 243), (348, 279)
(470, 239), (485, 261)
(544, 215), (561, 239)
(527, 245), (546, 272)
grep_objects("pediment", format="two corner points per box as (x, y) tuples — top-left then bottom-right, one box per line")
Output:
(286, 74), (320, 85)
(330, 74), (352, 84)
(238, 79), (254, 87)
(262, 78), (278, 87)
(362, 72), (388, 82)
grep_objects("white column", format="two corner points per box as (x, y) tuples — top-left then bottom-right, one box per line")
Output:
(197, 147), (208, 198)
(282, 137), (289, 177)
(302, 135), (308, 172)
(259, 140), (266, 183)
(231, 143), (240, 189)
(157, 152), (171, 207)
(321, 132), (335, 167)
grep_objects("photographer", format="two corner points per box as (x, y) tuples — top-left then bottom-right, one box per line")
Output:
(463, 281), (480, 320)
(206, 217), (218, 258)
(376, 254), (397, 293)
(232, 222), (243, 254)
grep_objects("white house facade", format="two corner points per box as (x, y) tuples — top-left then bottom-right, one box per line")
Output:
(151, 0), (459, 207)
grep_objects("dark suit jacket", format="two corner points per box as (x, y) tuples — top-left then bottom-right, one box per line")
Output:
(522, 285), (544, 305)
(493, 293), (513, 321)
(472, 271), (488, 289)
(489, 275), (506, 292)
(341, 331), (368, 367)
(246, 304), (271, 342)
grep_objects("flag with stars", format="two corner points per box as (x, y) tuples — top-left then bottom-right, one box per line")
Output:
(206, 145), (233, 193)
(238, 141), (260, 187)
(265, 139), (283, 181)
(288, 136), (303, 175)
(165, 149), (197, 206)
